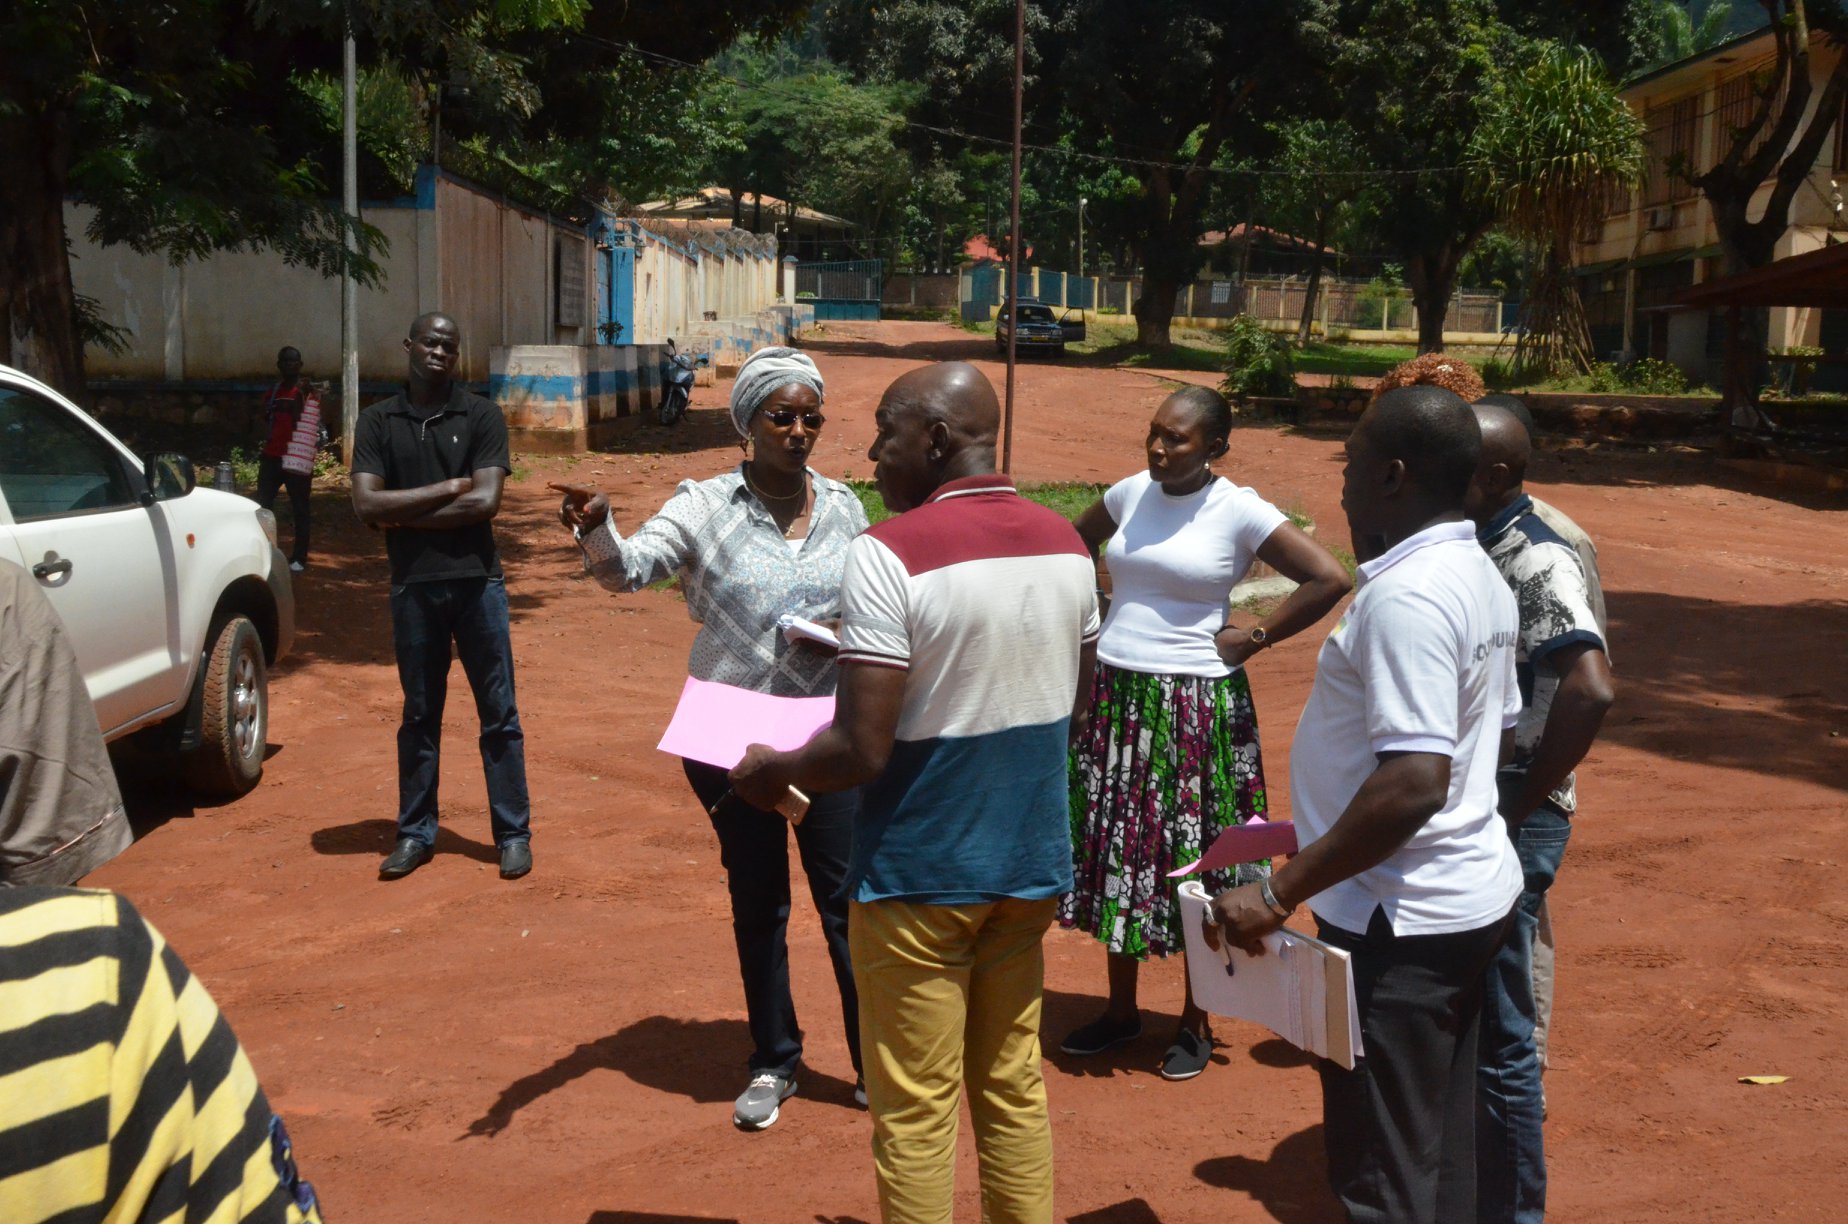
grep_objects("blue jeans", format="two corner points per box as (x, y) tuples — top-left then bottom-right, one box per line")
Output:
(1477, 804), (1571, 1224)
(390, 577), (530, 848)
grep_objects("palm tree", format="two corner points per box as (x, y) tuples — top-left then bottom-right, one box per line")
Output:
(1658, 0), (1739, 68)
(1466, 43), (1646, 376)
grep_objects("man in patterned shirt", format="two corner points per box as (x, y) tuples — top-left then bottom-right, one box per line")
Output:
(0, 886), (323, 1223)
(1466, 401), (1616, 1224)
(1475, 393), (1607, 1081)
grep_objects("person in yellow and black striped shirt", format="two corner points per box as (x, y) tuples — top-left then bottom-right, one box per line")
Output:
(0, 886), (324, 1223)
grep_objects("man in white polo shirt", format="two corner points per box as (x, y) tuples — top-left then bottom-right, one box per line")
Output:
(1205, 385), (1522, 1223)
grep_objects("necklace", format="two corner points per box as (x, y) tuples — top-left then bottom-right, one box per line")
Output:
(743, 463), (806, 502)
(743, 464), (810, 537)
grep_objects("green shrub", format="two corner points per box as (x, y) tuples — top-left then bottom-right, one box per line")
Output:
(1220, 314), (1297, 399)
(1620, 358), (1688, 395)
(1585, 361), (1622, 393)
(1480, 357), (1516, 390)
(1355, 263), (1407, 330)
(228, 446), (261, 489)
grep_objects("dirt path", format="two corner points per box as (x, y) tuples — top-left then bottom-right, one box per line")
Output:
(90, 319), (1847, 1222)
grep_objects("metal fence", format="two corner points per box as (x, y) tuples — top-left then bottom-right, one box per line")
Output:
(794, 259), (883, 302)
(959, 266), (1504, 335)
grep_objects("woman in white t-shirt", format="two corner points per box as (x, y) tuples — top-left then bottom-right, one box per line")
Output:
(1058, 386), (1350, 1080)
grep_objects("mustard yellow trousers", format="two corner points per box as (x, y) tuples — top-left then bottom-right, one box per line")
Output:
(849, 896), (1058, 1224)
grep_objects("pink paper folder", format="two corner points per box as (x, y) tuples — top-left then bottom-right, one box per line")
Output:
(655, 676), (837, 770)
(1168, 818), (1300, 878)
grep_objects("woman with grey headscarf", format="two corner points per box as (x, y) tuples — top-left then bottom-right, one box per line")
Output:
(549, 346), (867, 1132)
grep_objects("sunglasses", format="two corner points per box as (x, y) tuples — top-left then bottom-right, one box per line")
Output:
(762, 409), (825, 430)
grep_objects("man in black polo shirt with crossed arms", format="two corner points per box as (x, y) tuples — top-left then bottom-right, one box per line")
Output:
(351, 312), (533, 881)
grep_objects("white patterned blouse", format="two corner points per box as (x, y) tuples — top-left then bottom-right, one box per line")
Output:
(577, 466), (869, 697)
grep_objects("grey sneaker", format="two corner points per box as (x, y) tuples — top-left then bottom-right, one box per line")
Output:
(733, 1072), (796, 1130)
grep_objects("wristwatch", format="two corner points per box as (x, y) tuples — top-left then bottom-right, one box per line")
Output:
(1247, 625), (1271, 649)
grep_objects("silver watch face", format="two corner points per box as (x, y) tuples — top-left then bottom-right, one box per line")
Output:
(1249, 627), (1268, 645)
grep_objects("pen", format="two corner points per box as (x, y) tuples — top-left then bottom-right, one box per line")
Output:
(708, 788), (733, 816)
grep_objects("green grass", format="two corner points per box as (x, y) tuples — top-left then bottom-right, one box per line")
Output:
(1294, 343), (1424, 378)
(846, 479), (1107, 526)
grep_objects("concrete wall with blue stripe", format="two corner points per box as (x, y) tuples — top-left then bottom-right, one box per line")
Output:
(490, 303), (815, 450)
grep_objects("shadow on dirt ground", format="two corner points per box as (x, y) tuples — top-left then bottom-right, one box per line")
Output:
(1193, 1124), (1342, 1223)
(309, 817), (499, 863)
(460, 1016), (857, 1139)
(1604, 592), (1848, 794)
(799, 331), (1000, 365)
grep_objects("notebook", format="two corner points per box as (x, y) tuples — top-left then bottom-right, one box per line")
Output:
(1177, 881), (1362, 1070)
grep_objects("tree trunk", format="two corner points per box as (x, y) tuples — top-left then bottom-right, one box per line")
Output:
(0, 107), (84, 395)
(1133, 268), (1179, 346)
(1130, 170), (1210, 348)
(1295, 210), (1330, 348)
(1406, 246), (1463, 354)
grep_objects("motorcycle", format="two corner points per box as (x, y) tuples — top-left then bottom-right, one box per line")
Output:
(658, 337), (709, 426)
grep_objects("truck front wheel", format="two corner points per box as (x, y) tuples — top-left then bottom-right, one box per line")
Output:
(185, 614), (267, 796)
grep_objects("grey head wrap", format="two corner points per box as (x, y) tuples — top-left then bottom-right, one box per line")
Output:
(729, 346), (825, 437)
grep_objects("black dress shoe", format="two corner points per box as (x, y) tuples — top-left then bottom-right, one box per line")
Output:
(499, 840), (532, 880)
(379, 837), (431, 879)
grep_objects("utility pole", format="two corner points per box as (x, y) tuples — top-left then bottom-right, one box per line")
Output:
(1003, 0), (1023, 475)
(1078, 196), (1088, 312)
(340, 10), (360, 461)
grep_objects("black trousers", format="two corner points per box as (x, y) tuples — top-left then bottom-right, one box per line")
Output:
(1316, 905), (1513, 1224)
(682, 759), (861, 1080)
(254, 456), (311, 564)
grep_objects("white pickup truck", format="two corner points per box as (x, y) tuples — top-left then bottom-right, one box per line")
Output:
(0, 364), (294, 795)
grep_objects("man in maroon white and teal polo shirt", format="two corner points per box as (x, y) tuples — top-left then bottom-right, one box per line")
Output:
(733, 361), (1099, 1224)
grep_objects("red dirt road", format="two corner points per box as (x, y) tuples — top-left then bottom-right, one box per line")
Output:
(90, 320), (1847, 1222)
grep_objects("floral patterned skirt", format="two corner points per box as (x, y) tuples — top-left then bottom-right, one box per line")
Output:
(1059, 663), (1270, 959)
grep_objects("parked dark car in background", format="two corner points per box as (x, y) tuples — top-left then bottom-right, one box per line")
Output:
(995, 300), (1081, 357)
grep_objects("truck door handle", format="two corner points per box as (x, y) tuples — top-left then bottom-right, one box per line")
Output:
(32, 555), (73, 580)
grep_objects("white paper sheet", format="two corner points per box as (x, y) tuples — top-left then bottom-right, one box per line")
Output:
(1177, 881), (1362, 1069)
(778, 613), (841, 650)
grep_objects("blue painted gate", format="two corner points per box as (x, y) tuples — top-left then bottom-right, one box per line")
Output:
(797, 260), (884, 321)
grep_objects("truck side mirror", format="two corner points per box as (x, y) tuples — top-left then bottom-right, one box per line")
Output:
(144, 453), (197, 503)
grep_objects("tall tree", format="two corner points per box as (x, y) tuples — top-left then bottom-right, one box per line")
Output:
(1468, 44), (1645, 374)
(1326, 1), (1511, 353)
(1690, 0), (1848, 272)
(825, 0), (1320, 347)
(1681, 0), (1848, 409)
(1652, 0), (1742, 66)
(1243, 120), (1381, 347)
(0, 0), (812, 397)
(0, 0), (396, 393)
(1057, 2), (1314, 345)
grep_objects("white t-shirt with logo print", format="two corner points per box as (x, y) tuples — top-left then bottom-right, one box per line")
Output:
(1289, 521), (1524, 937)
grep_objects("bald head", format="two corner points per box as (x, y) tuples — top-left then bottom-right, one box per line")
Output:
(870, 362), (1001, 512)
(1463, 401), (1531, 526)
(884, 361), (1000, 444)
(1473, 402), (1530, 483)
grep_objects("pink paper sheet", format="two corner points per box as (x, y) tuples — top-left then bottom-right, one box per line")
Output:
(1168, 818), (1299, 878)
(655, 676), (837, 770)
